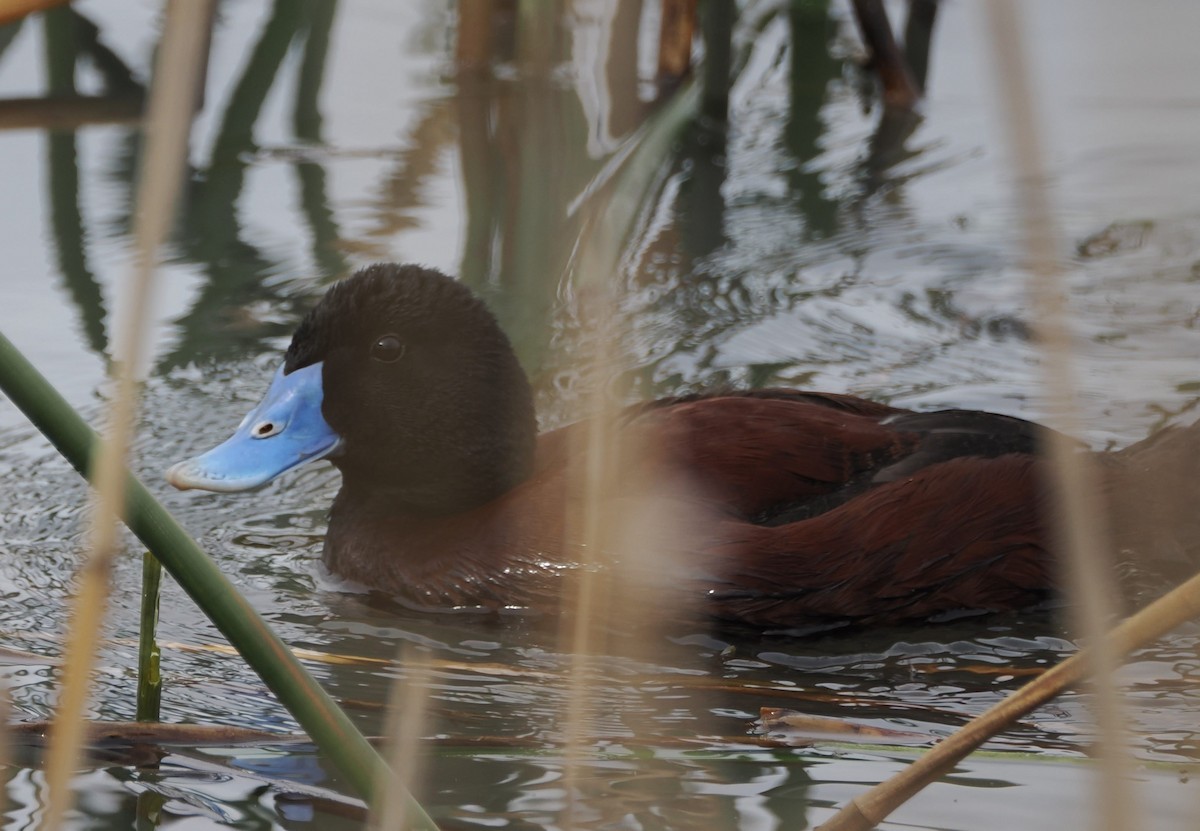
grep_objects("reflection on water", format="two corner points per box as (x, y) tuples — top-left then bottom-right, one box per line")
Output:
(1, 0), (1200, 828)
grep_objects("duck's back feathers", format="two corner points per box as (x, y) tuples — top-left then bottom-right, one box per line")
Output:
(619, 394), (1054, 626)
(704, 453), (1050, 626)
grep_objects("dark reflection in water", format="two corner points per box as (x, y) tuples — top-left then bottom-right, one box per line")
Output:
(43, 7), (108, 358)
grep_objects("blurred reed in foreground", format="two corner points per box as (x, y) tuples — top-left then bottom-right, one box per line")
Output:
(41, 2), (213, 827)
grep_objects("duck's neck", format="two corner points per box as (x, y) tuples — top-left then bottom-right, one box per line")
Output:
(321, 476), (564, 609)
(322, 371), (539, 577)
(324, 483), (460, 581)
(331, 433), (534, 517)
(328, 355), (539, 516)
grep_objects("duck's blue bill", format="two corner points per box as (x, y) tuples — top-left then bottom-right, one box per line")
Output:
(166, 362), (341, 492)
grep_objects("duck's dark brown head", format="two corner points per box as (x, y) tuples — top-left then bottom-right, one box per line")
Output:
(168, 264), (537, 515)
(294, 263), (537, 511)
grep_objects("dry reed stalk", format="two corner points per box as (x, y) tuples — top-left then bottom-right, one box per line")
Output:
(658, 0), (697, 80)
(539, 3), (618, 822)
(454, 0), (492, 71)
(984, 3), (1132, 829)
(819, 3), (1137, 828)
(557, 284), (701, 828)
(370, 649), (434, 831)
(40, 2), (214, 828)
(0, 687), (10, 821)
(850, 0), (920, 109)
(560, 326), (621, 823)
(0, 95), (142, 131)
(0, 0), (65, 28)
(816, 563), (1200, 831)
(554, 38), (703, 831)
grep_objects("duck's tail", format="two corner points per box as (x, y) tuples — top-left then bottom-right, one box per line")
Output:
(1100, 421), (1200, 597)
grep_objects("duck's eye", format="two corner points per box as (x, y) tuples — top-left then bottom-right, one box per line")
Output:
(370, 334), (405, 363)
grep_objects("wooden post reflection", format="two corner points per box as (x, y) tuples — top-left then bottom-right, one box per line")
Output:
(42, 5), (108, 356)
(850, 0), (919, 109)
(658, 0), (696, 83)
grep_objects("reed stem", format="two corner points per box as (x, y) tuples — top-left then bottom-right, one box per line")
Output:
(135, 550), (162, 722)
(0, 330), (436, 828)
(40, 2), (214, 825)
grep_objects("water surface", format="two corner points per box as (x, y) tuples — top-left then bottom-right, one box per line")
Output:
(1, 0), (1200, 828)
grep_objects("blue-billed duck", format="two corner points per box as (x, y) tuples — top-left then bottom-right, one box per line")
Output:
(167, 264), (1200, 627)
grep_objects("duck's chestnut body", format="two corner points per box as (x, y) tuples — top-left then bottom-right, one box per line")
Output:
(168, 264), (1200, 628)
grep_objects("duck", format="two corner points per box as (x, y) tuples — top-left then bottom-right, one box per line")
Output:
(166, 263), (1200, 628)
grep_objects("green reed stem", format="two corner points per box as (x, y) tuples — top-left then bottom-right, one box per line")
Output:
(135, 550), (162, 722)
(0, 330), (437, 829)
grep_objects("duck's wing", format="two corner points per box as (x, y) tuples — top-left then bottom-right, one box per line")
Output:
(873, 409), (1051, 481)
(704, 452), (1052, 627)
(639, 396), (913, 520)
(641, 394), (1052, 524)
(631, 388), (902, 419)
(758, 408), (1055, 525)
(667, 402), (1058, 627)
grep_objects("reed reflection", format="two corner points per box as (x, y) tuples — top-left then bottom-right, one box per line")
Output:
(42, 7), (107, 358)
